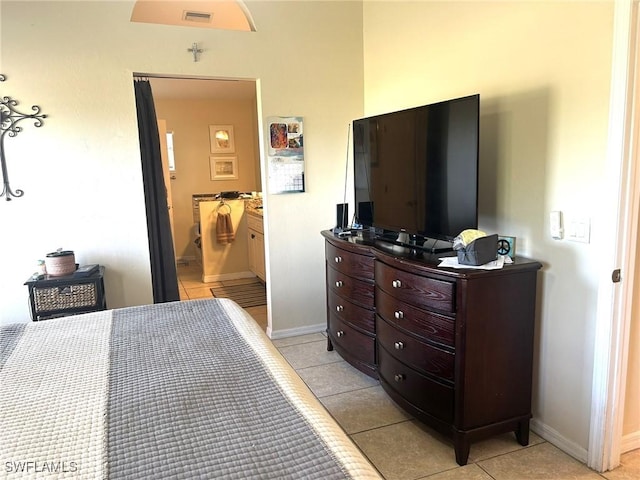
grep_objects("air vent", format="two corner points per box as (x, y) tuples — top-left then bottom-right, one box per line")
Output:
(183, 11), (213, 23)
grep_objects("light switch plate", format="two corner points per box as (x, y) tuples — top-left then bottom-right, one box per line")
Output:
(566, 215), (591, 243)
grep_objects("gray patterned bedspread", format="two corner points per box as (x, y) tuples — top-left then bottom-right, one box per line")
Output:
(0, 298), (381, 479)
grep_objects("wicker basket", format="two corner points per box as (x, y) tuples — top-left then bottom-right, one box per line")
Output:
(33, 284), (97, 313)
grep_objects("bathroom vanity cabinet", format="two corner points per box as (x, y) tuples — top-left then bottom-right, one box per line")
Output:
(247, 211), (266, 281)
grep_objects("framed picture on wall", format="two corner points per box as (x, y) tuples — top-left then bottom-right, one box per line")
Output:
(210, 156), (238, 180)
(209, 125), (235, 153)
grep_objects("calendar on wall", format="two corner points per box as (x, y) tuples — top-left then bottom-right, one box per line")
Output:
(266, 116), (304, 194)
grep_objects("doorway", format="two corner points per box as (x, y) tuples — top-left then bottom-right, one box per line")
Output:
(143, 76), (268, 330)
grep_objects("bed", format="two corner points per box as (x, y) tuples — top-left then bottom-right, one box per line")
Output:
(0, 298), (381, 479)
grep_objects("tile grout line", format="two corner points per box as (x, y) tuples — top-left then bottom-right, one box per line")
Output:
(314, 383), (384, 402)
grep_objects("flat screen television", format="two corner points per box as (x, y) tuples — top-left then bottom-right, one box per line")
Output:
(353, 94), (479, 250)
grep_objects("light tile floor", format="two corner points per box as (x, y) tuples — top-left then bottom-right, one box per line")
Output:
(177, 262), (267, 331)
(272, 335), (640, 480)
(177, 263), (640, 479)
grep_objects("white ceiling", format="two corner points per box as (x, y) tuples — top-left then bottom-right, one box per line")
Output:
(149, 77), (256, 101)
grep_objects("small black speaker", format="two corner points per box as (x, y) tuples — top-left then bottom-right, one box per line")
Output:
(336, 203), (348, 230)
(357, 201), (373, 226)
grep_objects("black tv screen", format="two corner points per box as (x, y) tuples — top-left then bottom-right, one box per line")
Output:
(353, 94), (479, 242)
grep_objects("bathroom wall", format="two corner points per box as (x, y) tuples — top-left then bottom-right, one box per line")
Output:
(153, 95), (260, 262)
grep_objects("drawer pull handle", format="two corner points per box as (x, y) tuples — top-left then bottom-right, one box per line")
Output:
(336, 330), (345, 337)
(334, 256), (343, 263)
(335, 281), (344, 288)
(394, 341), (404, 350)
(394, 310), (404, 319)
(394, 373), (406, 382)
(392, 279), (402, 288)
(336, 305), (344, 312)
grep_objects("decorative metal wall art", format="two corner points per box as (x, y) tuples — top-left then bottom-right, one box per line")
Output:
(0, 74), (47, 201)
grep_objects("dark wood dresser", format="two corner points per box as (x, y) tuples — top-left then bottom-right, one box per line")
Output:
(324, 233), (377, 378)
(321, 230), (542, 465)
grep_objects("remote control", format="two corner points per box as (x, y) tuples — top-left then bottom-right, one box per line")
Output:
(74, 264), (99, 277)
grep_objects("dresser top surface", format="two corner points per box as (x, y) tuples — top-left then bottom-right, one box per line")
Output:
(321, 230), (541, 279)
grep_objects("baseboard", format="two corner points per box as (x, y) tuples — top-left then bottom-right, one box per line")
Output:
(176, 256), (196, 265)
(268, 322), (325, 340)
(621, 430), (640, 453)
(203, 271), (256, 283)
(530, 418), (588, 464)
(532, 420), (639, 459)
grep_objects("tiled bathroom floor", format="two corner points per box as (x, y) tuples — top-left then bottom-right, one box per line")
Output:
(177, 262), (267, 331)
(177, 263), (639, 479)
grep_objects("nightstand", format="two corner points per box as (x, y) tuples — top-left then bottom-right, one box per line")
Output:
(25, 266), (106, 321)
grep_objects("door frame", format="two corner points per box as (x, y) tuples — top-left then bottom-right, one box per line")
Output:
(157, 119), (176, 246)
(140, 74), (269, 327)
(588, 0), (638, 472)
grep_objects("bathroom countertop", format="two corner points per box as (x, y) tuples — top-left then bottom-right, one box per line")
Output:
(245, 198), (263, 217)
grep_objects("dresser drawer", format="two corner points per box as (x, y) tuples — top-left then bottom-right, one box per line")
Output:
(376, 287), (455, 347)
(326, 242), (374, 281)
(376, 261), (455, 314)
(328, 289), (375, 334)
(327, 266), (374, 309)
(328, 315), (375, 366)
(378, 346), (453, 423)
(377, 316), (454, 383)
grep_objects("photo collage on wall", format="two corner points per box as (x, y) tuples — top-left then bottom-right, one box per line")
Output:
(267, 116), (304, 193)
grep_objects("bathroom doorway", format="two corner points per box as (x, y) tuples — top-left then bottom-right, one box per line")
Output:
(143, 76), (267, 330)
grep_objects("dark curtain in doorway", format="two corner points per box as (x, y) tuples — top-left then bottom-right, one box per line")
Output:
(133, 79), (179, 303)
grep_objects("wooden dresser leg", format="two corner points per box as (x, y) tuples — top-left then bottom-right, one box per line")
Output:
(515, 418), (530, 446)
(453, 435), (470, 466)
(327, 335), (334, 351)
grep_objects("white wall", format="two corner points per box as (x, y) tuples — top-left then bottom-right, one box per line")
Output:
(362, 0), (613, 461)
(0, 1), (364, 333)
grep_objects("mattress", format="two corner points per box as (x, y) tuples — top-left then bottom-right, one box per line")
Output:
(0, 298), (381, 479)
